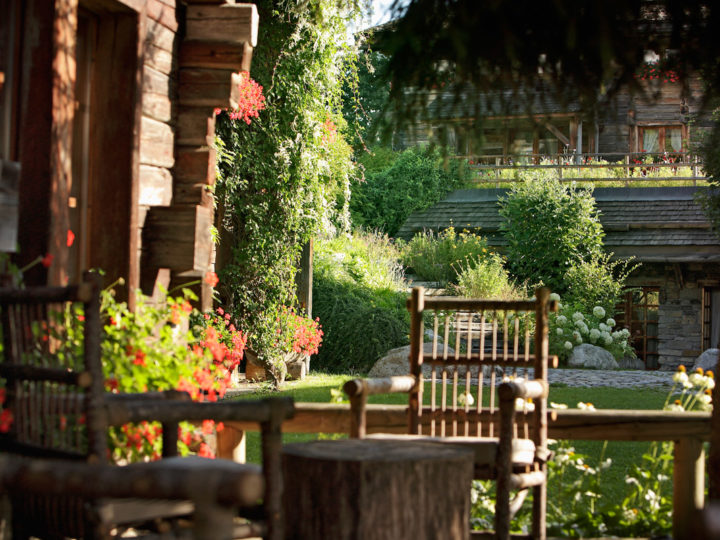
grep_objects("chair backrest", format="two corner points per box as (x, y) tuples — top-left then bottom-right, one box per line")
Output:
(0, 273), (106, 463)
(407, 287), (556, 445)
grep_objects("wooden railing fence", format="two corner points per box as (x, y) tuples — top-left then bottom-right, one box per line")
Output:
(217, 403), (711, 540)
(458, 152), (707, 187)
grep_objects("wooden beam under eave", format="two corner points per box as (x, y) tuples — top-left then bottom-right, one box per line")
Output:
(185, 4), (258, 47)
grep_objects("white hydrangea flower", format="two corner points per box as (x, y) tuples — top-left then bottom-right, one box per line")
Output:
(572, 312), (584, 322)
(564, 341), (573, 350)
(556, 328), (564, 336)
(593, 306), (606, 318)
(573, 331), (583, 344)
(622, 328), (631, 337)
(589, 328), (600, 342)
(549, 293), (561, 302)
(606, 318), (616, 327)
(556, 315), (567, 325)
(603, 334), (613, 346)
(598, 323), (608, 332)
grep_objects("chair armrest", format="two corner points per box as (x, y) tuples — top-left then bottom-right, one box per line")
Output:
(343, 376), (416, 439)
(104, 390), (192, 404)
(104, 397), (294, 427)
(343, 375), (417, 399)
(498, 380), (548, 402)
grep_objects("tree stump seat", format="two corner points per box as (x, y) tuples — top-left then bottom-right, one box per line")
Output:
(282, 438), (474, 540)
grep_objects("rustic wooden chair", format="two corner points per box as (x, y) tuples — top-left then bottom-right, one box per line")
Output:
(0, 273), (292, 539)
(344, 287), (557, 540)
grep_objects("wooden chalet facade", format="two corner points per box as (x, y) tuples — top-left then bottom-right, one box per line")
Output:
(398, 187), (720, 371)
(0, 0), (257, 308)
(405, 72), (710, 162)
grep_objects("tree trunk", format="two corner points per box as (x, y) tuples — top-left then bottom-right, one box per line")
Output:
(282, 439), (473, 540)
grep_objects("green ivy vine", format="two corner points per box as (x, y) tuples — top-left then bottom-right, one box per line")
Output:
(214, 0), (360, 386)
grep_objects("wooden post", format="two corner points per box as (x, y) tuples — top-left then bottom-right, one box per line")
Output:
(408, 287), (424, 434)
(295, 239), (313, 318)
(533, 287), (550, 540)
(673, 437), (705, 540)
(216, 424), (247, 462)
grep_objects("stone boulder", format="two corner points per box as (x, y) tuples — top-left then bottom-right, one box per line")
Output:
(694, 348), (720, 373)
(568, 344), (619, 370)
(368, 343), (501, 378)
(616, 356), (645, 370)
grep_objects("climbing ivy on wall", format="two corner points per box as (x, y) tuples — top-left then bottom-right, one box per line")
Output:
(214, 0), (359, 386)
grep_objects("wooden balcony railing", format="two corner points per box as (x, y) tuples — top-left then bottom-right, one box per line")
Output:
(458, 152), (708, 187)
(218, 402), (710, 540)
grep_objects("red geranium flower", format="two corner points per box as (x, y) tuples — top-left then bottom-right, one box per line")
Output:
(204, 271), (219, 287)
(67, 229), (75, 247)
(41, 253), (54, 268)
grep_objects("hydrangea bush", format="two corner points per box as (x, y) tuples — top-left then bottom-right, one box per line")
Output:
(547, 293), (635, 362)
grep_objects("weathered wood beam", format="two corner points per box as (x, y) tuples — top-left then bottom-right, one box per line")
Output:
(186, 4), (258, 46)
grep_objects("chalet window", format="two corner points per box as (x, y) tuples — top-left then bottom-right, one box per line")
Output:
(638, 125), (684, 154)
(616, 287), (660, 369)
(702, 287), (720, 350)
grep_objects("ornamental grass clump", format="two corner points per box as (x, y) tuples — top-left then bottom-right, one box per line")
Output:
(402, 227), (491, 285)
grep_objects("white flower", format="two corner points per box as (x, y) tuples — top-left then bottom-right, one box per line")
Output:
(550, 402), (568, 409)
(689, 371), (705, 387)
(622, 328), (630, 337)
(593, 306), (606, 318)
(673, 371), (689, 385)
(589, 328), (600, 343)
(549, 293), (561, 302)
(665, 401), (684, 411)
(556, 328), (564, 336)
(458, 392), (475, 406)
(598, 323), (608, 332)
(573, 331), (583, 344)
(606, 318), (616, 327)
(577, 402), (596, 411)
(603, 334), (613, 346)
(572, 312), (584, 322)
(700, 392), (712, 405)
(556, 315), (567, 325)
(564, 341), (573, 350)
(704, 377), (716, 390)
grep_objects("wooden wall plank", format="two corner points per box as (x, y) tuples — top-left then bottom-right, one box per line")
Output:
(147, 0), (178, 32)
(140, 116), (174, 168)
(146, 42), (174, 74)
(177, 106), (215, 146)
(186, 4), (258, 46)
(139, 164), (173, 206)
(180, 40), (249, 70)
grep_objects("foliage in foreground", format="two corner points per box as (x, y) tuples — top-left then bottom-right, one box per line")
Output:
(350, 146), (471, 236)
(471, 366), (714, 537)
(312, 232), (409, 374)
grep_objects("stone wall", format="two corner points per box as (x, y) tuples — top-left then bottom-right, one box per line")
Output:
(627, 262), (720, 370)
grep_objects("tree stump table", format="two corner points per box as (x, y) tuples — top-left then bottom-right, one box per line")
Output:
(282, 439), (474, 540)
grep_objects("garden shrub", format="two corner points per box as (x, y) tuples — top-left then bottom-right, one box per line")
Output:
(562, 253), (639, 314)
(453, 253), (523, 300)
(498, 177), (604, 295)
(350, 146), (471, 236)
(312, 232), (409, 374)
(402, 227), (490, 285)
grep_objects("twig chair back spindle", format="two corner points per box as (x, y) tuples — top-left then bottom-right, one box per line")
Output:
(0, 273), (107, 537)
(344, 287), (557, 540)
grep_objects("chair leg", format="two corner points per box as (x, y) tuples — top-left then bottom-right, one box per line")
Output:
(532, 479), (547, 540)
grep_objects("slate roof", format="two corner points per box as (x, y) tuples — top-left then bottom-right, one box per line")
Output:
(397, 187), (720, 262)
